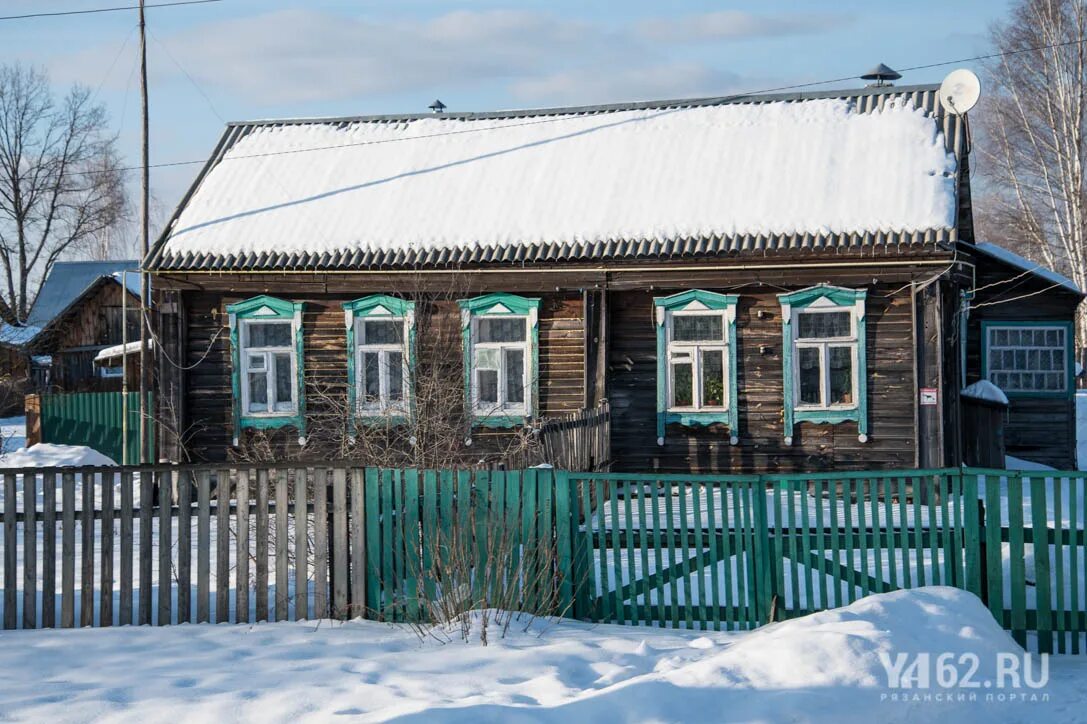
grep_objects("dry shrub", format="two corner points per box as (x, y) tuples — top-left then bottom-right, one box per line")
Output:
(392, 503), (577, 645)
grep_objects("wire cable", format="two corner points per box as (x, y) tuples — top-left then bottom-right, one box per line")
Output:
(0, 0), (223, 22)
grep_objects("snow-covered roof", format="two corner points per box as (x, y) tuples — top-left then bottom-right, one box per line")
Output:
(0, 322), (41, 348)
(961, 379), (1009, 406)
(974, 242), (1082, 295)
(148, 85), (964, 272)
(94, 339), (151, 363)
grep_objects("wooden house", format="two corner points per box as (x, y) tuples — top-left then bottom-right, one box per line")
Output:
(28, 261), (143, 392)
(144, 83), (1080, 471)
(962, 243), (1083, 469)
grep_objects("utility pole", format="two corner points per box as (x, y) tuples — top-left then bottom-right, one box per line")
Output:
(138, 0), (150, 464)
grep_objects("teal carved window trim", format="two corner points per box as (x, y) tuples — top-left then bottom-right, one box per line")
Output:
(458, 293), (540, 429)
(653, 290), (739, 446)
(778, 284), (868, 445)
(343, 295), (416, 434)
(980, 320), (1074, 400)
(226, 295), (306, 445)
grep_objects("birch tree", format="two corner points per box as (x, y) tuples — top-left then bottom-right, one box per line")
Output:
(977, 0), (1087, 343)
(0, 64), (126, 321)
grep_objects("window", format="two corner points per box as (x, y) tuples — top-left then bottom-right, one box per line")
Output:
(343, 295), (416, 428)
(778, 285), (868, 444)
(983, 322), (1072, 397)
(240, 320), (296, 415)
(99, 364), (123, 379)
(653, 290), (739, 446)
(794, 310), (857, 409)
(226, 295), (305, 445)
(459, 293), (540, 426)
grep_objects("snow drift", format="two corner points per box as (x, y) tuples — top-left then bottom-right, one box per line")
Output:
(0, 587), (1073, 723)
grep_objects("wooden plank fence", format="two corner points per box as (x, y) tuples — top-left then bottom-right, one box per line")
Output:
(0, 464), (577, 629)
(1, 464), (1086, 655)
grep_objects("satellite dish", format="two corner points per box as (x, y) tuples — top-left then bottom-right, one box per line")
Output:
(939, 69), (981, 115)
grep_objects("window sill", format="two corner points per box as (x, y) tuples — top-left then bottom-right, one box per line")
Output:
(239, 414), (302, 431)
(663, 410), (731, 427)
(1000, 390), (1072, 400)
(793, 407), (860, 425)
(356, 413), (411, 426)
(472, 413), (529, 429)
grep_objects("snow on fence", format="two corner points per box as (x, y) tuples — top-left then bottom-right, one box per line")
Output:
(1, 465), (1086, 655)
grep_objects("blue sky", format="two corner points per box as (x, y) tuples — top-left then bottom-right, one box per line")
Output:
(2, 0), (1007, 227)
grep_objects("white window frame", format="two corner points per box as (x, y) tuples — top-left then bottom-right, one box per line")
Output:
(239, 318), (298, 417)
(984, 323), (1069, 394)
(355, 316), (410, 416)
(98, 364), (124, 379)
(470, 315), (531, 418)
(664, 309), (729, 412)
(792, 307), (860, 412)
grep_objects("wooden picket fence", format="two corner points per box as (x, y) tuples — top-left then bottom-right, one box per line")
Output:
(0, 465), (576, 629)
(1, 464), (1086, 655)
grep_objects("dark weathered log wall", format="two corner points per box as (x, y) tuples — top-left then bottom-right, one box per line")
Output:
(156, 254), (962, 470)
(179, 287), (584, 462)
(967, 257), (1081, 470)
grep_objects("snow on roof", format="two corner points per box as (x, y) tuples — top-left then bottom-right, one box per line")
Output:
(94, 339), (151, 363)
(157, 95), (958, 265)
(961, 379), (1009, 406)
(975, 242), (1082, 295)
(0, 322), (41, 348)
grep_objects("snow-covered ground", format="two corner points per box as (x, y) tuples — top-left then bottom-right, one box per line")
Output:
(0, 587), (1080, 723)
(0, 442), (115, 470)
(0, 414), (26, 454)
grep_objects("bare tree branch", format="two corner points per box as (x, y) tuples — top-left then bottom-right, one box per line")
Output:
(0, 64), (126, 321)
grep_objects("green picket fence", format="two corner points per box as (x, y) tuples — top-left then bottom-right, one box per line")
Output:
(38, 392), (153, 464)
(566, 467), (1087, 654)
(359, 468), (582, 622)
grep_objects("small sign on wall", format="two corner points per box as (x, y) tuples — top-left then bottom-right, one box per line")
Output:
(919, 388), (938, 406)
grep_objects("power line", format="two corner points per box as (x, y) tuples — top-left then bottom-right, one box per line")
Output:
(63, 32), (1087, 179)
(0, 0), (222, 21)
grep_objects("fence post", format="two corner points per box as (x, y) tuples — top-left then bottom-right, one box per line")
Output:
(961, 470), (983, 600)
(750, 474), (774, 625)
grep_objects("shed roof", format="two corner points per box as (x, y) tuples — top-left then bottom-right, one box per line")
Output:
(27, 260), (139, 328)
(973, 242), (1083, 296)
(147, 84), (967, 272)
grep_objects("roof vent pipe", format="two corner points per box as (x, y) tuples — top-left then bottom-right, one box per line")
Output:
(860, 63), (902, 87)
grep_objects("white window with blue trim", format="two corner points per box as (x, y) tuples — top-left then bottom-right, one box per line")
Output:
(779, 285), (868, 445)
(653, 290), (739, 446)
(343, 295), (415, 422)
(459, 293), (540, 426)
(227, 295), (305, 445)
(982, 321), (1072, 397)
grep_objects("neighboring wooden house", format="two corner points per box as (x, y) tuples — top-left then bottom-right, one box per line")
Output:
(27, 261), (142, 392)
(963, 243), (1084, 469)
(143, 82), (1080, 471)
(0, 299), (34, 415)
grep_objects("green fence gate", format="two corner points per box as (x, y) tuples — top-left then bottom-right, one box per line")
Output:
(570, 468), (1087, 654)
(38, 392), (153, 464)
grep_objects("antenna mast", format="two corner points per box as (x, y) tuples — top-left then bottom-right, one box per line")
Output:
(138, 0), (150, 464)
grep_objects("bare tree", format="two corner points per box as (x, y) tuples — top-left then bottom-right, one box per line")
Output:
(0, 64), (126, 321)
